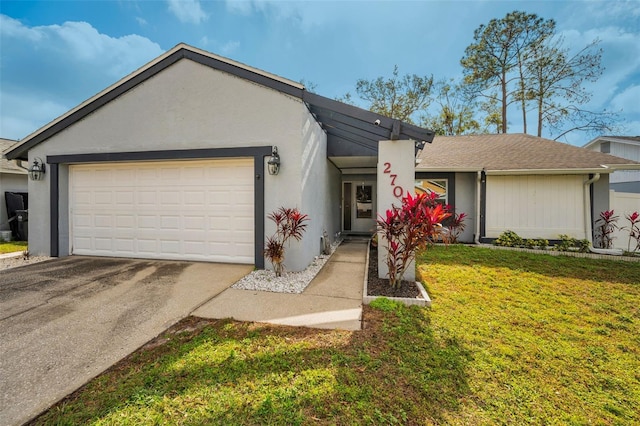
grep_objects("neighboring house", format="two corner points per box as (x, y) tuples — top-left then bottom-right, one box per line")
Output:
(415, 134), (640, 244)
(583, 136), (640, 250)
(0, 138), (28, 238)
(583, 136), (640, 193)
(3, 44), (431, 271)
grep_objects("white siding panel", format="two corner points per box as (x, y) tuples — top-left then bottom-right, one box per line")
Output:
(69, 159), (254, 263)
(486, 175), (585, 239)
(610, 191), (640, 250)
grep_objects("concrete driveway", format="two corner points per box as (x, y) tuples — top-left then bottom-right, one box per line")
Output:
(0, 256), (251, 426)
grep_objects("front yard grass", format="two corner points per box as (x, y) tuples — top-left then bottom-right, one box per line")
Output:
(32, 245), (639, 425)
(0, 240), (27, 254)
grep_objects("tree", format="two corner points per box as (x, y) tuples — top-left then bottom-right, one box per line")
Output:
(480, 95), (503, 133)
(461, 10), (618, 139)
(422, 79), (481, 135)
(355, 65), (433, 124)
(461, 11), (554, 133)
(525, 37), (618, 138)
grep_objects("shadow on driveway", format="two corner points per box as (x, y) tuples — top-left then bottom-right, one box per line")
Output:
(0, 256), (251, 426)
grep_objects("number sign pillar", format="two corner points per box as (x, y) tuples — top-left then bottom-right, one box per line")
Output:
(377, 140), (416, 281)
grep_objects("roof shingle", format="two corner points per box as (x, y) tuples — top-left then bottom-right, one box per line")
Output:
(1, 139), (27, 174)
(416, 133), (640, 172)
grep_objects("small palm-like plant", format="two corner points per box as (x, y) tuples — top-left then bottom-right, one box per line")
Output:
(447, 212), (467, 243)
(621, 211), (640, 254)
(264, 207), (309, 276)
(594, 210), (619, 249)
(377, 192), (451, 289)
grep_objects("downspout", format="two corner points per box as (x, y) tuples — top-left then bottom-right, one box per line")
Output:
(475, 170), (482, 244)
(584, 173), (623, 255)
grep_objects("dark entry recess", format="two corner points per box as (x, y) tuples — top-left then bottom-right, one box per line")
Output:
(343, 182), (352, 231)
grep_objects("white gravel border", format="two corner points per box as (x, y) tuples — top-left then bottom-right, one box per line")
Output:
(0, 252), (52, 270)
(232, 241), (341, 294)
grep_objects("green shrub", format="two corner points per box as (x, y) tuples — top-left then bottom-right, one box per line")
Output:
(554, 235), (590, 253)
(523, 238), (550, 250)
(494, 230), (523, 247)
(554, 234), (573, 252)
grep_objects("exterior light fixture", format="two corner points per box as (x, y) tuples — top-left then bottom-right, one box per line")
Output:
(267, 146), (280, 175)
(28, 158), (46, 181)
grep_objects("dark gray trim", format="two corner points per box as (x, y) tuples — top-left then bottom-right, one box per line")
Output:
(7, 53), (182, 161)
(305, 92), (434, 156)
(47, 147), (271, 164)
(50, 164), (59, 257)
(6, 48), (303, 161)
(589, 174), (595, 242)
(183, 50), (304, 99)
(480, 170), (487, 240)
(6, 44), (435, 162)
(327, 136), (377, 157)
(304, 91), (435, 144)
(48, 146), (271, 268)
(253, 157), (266, 269)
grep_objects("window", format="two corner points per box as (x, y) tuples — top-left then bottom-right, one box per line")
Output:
(356, 185), (373, 218)
(415, 178), (447, 206)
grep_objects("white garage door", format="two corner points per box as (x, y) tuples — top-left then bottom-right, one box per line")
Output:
(70, 159), (254, 263)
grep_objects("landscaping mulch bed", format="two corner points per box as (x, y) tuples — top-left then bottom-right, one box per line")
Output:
(367, 246), (420, 298)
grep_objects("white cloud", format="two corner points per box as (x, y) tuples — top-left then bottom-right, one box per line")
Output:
(136, 16), (148, 26)
(611, 85), (640, 114)
(220, 40), (240, 55)
(167, 0), (208, 24)
(224, 0), (339, 32)
(0, 15), (164, 139)
(558, 26), (640, 108)
(0, 91), (70, 141)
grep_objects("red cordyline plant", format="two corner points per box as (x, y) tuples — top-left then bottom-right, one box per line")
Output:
(264, 207), (309, 276)
(377, 191), (451, 289)
(446, 212), (468, 244)
(594, 209), (619, 249)
(622, 211), (640, 254)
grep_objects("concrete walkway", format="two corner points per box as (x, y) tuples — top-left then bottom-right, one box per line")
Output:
(193, 239), (368, 330)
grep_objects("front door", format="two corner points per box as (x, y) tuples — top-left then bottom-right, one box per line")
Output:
(342, 181), (376, 234)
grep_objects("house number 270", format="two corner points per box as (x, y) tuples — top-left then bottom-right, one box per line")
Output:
(383, 162), (404, 198)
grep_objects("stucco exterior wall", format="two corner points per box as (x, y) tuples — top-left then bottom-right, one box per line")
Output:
(454, 172), (476, 243)
(0, 172), (28, 232)
(591, 173), (611, 231)
(27, 58), (309, 267)
(294, 108), (340, 270)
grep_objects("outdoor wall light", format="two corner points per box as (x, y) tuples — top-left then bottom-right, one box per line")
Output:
(267, 146), (280, 175)
(28, 158), (46, 181)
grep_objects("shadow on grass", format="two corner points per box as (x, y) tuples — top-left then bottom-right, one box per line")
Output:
(29, 305), (471, 425)
(418, 245), (640, 285)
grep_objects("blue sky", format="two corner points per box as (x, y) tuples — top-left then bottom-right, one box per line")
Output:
(1, 0), (639, 146)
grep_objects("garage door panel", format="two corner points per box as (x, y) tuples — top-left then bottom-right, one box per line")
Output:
(70, 159), (254, 263)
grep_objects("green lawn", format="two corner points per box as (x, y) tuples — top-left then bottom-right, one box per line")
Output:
(0, 240), (27, 254)
(32, 245), (640, 425)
